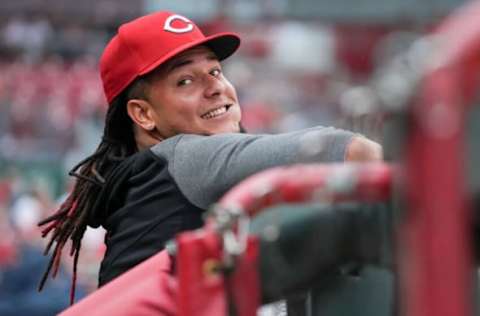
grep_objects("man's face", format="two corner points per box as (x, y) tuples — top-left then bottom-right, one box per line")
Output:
(144, 46), (241, 138)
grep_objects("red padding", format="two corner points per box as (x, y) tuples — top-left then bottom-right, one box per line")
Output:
(218, 162), (393, 218)
(60, 250), (177, 316)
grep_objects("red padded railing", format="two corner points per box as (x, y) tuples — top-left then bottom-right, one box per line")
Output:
(401, 2), (480, 316)
(218, 162), (393, 218)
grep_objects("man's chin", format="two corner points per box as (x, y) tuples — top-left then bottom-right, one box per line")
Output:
(200, 123), (242, 136)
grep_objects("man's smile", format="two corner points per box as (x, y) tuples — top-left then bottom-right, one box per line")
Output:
(201, 104), (233, 120)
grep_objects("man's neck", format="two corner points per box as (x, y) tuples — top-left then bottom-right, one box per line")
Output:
(134, 126), (163, 150)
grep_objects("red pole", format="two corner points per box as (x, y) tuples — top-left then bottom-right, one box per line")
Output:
(402, 2), (480, 316)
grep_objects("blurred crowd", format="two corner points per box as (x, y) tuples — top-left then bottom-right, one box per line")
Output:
(0, 168), (104, 315)
(0, 4), (434, 315)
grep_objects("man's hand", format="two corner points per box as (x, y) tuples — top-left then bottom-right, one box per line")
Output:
(346, 136), (383, 161)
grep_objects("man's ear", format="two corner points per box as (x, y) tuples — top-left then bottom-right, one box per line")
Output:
(126, 99), (156, 131)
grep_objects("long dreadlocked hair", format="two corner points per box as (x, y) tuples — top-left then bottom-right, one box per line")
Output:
(38, 76), (152, 304)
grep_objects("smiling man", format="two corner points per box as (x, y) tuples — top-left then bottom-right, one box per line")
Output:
(39, 11), (382, 299)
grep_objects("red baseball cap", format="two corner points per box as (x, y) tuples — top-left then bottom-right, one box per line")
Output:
(100, 11), (241, 104)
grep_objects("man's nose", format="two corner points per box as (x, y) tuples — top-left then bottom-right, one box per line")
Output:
(203, 75), (223, 98)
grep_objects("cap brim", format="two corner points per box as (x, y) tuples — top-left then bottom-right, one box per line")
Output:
(139, 32), (240, 76)
(203, 32), (241, 61)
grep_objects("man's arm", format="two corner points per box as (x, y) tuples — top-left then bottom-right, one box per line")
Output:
(152, 127), (380, 209)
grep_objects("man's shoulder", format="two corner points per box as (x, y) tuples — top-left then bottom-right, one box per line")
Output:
(150, 134), (185, 157)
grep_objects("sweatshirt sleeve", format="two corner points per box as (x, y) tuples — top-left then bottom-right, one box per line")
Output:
(150, 126), (354, 210)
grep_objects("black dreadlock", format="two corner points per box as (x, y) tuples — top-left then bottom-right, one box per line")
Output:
(38, 76), (151, 304)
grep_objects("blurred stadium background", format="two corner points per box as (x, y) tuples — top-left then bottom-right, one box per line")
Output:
(0, 0), (471, 314)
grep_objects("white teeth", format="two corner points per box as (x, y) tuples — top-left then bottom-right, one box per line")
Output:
(202, 105), (228, 119)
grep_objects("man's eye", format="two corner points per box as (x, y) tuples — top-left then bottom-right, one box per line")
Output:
(177, 78), (193, 86)
(210, 68), (221, 77)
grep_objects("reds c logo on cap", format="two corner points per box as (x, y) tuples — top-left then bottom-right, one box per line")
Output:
(163, 14), (194, 34)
